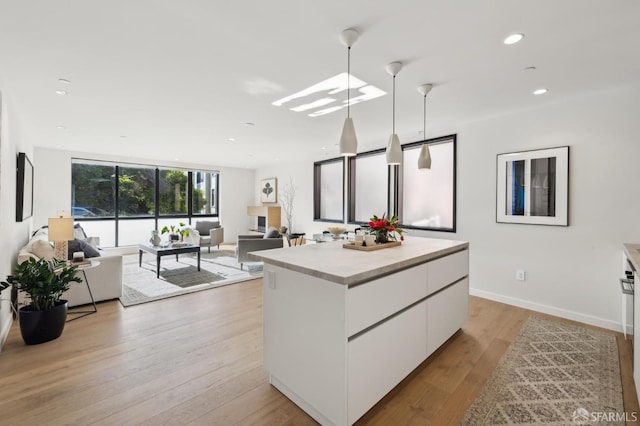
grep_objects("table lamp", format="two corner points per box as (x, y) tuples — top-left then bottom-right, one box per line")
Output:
(48, 214), (74, 260)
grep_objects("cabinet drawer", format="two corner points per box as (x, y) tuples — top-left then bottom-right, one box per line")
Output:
(347, 263), (427, 337)
(426, 277), (468, 356)
(427, 249), (468, 295)
(348, 299), (427, 425)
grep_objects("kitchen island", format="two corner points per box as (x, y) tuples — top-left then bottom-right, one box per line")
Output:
(250, 236), (469, 426)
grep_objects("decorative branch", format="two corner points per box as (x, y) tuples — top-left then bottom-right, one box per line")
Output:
(279, 176), (296, 233)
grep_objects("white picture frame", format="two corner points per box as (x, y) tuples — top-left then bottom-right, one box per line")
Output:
(496, 146), (569, 226)
(260, 177), (277, 203)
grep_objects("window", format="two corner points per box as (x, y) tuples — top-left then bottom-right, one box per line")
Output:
(314, 134), (456, 231)
(118, 166), (155, 217)
(347, 149), (389, 223)
(313, 157), (344, 222)
(398, 135), (456, 232)
(158, 169), (188, 216)
(71, 162), (115, 217)
(71, 159), (219, 247)
(192, 171), (219, 215)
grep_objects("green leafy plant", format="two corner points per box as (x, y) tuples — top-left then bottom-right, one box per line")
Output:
(160, 222), (190, 237)
(0, 258), (82, 311)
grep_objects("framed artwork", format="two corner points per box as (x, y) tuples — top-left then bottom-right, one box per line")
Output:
(496, 146), (569, 226)
(260, 177), (277, 203)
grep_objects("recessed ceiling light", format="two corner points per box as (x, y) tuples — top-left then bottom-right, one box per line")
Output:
(321, 146), (326, 150)
(119, 135), (127, 139)
(56, 125), (66, 130)
(523, 66), (536, 72)
(533, 88), (548, 95)
(55, 90), (68, 95)
(58, 78), (71, 84)
(245, 122), (255, 126)
(174, 158), (180, 161)
(504, 33), (524, 45)
(228, 138), (236, 142)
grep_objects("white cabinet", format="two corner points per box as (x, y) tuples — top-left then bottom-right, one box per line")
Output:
(348, 299), (428, 424)
(346, 263), (427, 337)
(263, 246), (469, 426)
(427, 278), (469, 356)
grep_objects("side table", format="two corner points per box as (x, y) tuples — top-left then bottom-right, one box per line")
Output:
(67, 260), (100, 322)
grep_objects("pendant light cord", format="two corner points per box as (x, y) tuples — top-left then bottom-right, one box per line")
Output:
(347, 46), (351, 118)
(392, 75), (396, 133)
(423, 93), (427, 142)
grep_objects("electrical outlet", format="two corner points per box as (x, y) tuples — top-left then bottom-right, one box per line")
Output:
(516, 270), (526, 281)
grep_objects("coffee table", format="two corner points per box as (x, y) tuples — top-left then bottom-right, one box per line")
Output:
(138, 243), (201, 278)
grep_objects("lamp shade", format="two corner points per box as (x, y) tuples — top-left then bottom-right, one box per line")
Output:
(418, 144), (432, 170)
(48, 217), (74, 242)
(386, 133), (402, 165)
(340, 117), (358, 156)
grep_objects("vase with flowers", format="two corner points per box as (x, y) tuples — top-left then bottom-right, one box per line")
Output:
(368, 213), (404, 244)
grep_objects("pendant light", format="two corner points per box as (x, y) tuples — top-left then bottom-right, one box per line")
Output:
(339, 29), (359, 156)
(417, 84), (433, 170)
(385, 62), (402, 165)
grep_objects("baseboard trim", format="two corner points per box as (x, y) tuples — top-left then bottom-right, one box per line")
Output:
(469, 288), (623, 333)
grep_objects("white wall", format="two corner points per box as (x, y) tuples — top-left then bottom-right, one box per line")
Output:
(0, 85), (35, 349)
(33, 147), (255, 244)
(256, 83), (640, 332)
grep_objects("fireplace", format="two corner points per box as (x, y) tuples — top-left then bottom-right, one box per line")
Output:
(257, 216), (266, 232)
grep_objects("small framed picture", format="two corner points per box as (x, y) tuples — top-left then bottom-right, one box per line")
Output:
(260, 178), (277, 203)
(497, 146), (569, 226)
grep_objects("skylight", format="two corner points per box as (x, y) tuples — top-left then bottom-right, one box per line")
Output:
(272, 72), (386, 117)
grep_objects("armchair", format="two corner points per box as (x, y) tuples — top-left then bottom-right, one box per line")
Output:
(236, 227), (284, 270)
(186, 220), (224, 252)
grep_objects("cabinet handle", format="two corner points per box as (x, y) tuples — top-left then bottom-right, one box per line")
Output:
(620, 278), (634, 295)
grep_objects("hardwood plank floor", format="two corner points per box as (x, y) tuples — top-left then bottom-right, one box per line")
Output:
(0, 279), (637, 425)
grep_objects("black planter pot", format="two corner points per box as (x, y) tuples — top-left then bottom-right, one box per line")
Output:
(19, 300), (68, 345)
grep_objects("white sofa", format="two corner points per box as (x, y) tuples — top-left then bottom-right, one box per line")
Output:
(17, 226), (123, 307)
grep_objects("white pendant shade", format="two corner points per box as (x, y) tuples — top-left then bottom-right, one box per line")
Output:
(338, 29), (359, 156)
(386, 133), (402, 165)
(340, 117), (358, 156)
(418, 143), (432, 169)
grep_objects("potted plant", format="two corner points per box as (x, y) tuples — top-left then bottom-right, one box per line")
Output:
(161, 222), (190, 242)
(0, 258), (82, 345)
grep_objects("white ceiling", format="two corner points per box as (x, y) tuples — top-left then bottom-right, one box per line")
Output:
(1, 0), (639, 169)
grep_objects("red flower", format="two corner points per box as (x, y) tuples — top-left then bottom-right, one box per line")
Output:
(368, 213), (406, 243)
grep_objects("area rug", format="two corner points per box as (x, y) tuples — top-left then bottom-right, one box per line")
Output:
(120, 250), (263, 306)
(460, 316), (624, 425)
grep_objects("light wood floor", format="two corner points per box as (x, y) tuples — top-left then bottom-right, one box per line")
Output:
(0, 279), (637, 425)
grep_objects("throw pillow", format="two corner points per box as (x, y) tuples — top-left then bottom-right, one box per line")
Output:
(264, 227), (280, 239)
(81, 236), (101, 249)
(67, 239), (101, 260)
(30, 240), (55, 260)
(74, 224), (88, 240)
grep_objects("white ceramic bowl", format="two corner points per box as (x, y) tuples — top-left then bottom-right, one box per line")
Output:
(327, 227), (346, 238)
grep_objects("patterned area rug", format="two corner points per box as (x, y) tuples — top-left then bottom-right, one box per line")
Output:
(460, 316), (624, 425)
(120, 250), (263, 306)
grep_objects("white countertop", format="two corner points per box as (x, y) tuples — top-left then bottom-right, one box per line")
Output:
(249, 236), (468, 285)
